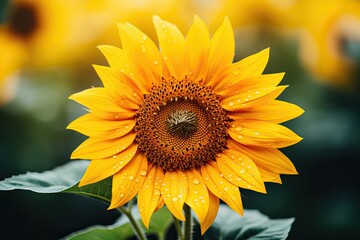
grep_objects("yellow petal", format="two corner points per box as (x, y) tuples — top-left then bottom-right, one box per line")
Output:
(213, 48), (270, 91)
(184, 169), (209, 223)
(117, 23), (163, 89)
(221, 86), (287, 111)
(153, 15), (186, 80)
(185, 15), (210, 82)
(97, 46), (149, 95)
(258, 168), (282, 184)
(69, 88), (135, 120)
(161, 171), (188, 221)
(218, 73), (285, 98)
(201, 161), (243, 215)
(228, 120), (303, 148)
(79, 144), (138, 186)
(71, 132), (136, 160)
(200, 191), (219, 235)
(93, 65), (142, 104)
(206, 17), (234, 86)
(67, 113), (135, 139)
(138, 165), (164, 228)
(228, 100), (304, 124)
(227, 139), (298, 175)
(108, 152), (148, 209)
(218, 150), (266, 193)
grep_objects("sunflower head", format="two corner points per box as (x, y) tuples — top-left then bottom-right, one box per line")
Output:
(68, 15), (303, 234)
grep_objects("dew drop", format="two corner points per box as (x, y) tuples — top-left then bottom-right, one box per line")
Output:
(140, 169), (147, 176)
(120, 193), (124, 198)
(154, 189), (160, 196)
(113, 155), (117, 159)
(188, 69), (193, 76)
(224, 187), (228, 191)
(129, 175), (134, 180)
(172, 197), (178, 202)
(233, 68), (240, 75)
(255, 90), (260, 94)
(254, 131), (260, 135)
(240, 168), (246, 174)
(142, 34), (147, 41)
(236, 177), (242, 181)
(228, 101), (234, 106)
(192, 178), (200, 185)
(237, 135), (243, 139)
(154, 60), (158, 65)
(177, 194), (183, 199)
(235, 126), (243, 131)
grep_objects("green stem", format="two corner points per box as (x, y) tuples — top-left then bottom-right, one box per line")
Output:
(118, 204), (147, 240)
(172, 214), (184, 240)
(183, 205), (192, 240)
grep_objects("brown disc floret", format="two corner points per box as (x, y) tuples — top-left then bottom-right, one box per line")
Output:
(135, 77), (229, 171)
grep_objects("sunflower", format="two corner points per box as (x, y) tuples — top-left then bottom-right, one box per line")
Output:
(68, 15), (303, 234)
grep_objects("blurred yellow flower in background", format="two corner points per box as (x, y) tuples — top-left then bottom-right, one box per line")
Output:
(68, 16), (303, 234)
(293, 0), (360, 87)
(1, 0), (360, 105)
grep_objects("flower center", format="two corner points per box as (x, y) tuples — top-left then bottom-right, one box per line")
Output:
(7, 3), (39, 38)
(135, 78), (229, 171)
(167, 110), (197, 138)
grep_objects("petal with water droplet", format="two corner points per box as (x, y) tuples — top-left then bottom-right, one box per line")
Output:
(138, 165), (164, 228)
(228, 120), (303, 148)
(71, 132), (136, 159)
(218, 150), (266, 193)
(161, 170), (188, 220)
(201, 161), (243, 215)
(185, 169), (209, 222)
(67, 113), (135, 139)
(200, 191), (219, 235)
(79, 144), (138, 186)
(153, 15), (185, 80)
(109, 152), (147, 209)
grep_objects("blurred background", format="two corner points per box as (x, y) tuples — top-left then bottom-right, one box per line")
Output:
(0, 0), (360, 239)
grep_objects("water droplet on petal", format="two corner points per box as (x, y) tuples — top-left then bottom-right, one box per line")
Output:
(172, 197), (178, 202)
(142, 34), (147, 41)
(235, 126), (243, 131)
(154, 60), (158, 65)
(240, 168), (246, 174)
(129, 175), (134, 180)
(154, 189), (160, 196)
(140, 169), (147, 176)
(228, 101), (234, 106)
(177, 194), (183, 199)
(254, 131), (260, 135)
(233, 68), (240, 75)
(120, 193), (124, 198)
(192, 178), (200, 185)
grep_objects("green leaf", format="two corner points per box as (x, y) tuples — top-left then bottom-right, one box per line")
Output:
(0, 161), (88, 193)
(63, 177), (112, 203)
(64, 206), (173, 240)
(194, 205), (294, 240)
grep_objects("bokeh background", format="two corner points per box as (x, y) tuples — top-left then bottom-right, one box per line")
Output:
(1, 0), (360, 239)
